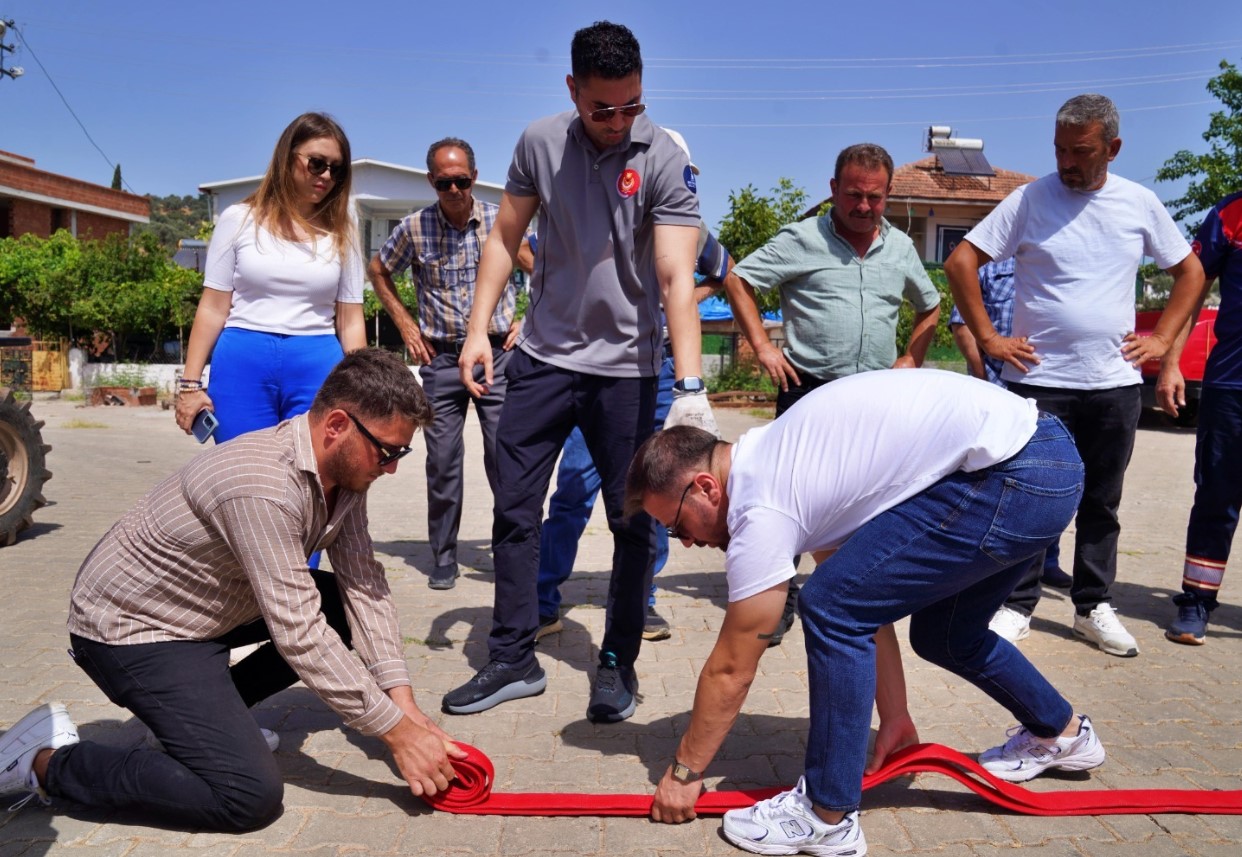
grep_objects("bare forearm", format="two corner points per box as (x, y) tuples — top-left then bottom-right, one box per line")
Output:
(724, 275), (775, 352)
(903, 307), (940, 365)
(873, 624), (909, 722)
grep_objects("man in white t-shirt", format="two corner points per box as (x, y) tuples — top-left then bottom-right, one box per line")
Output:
(945, 93), (1205, 658)
(627, 369), (1103, 855)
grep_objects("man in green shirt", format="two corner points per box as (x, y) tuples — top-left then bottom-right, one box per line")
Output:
(726, 142), (940, 416)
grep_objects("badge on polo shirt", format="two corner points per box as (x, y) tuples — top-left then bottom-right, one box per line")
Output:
(617, 168), (641, 198)
(683, 165), (697, 193)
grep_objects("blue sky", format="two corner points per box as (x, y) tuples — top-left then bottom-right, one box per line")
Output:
(3, 1), (1240, 232)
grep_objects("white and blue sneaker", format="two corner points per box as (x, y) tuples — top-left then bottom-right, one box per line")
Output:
(979, 714), (1106, 783)
(1, 702), (79, 811)
(722, 775), (866, 856)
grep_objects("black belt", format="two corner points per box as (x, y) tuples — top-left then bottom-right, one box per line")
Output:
(430, 334), (506, 356)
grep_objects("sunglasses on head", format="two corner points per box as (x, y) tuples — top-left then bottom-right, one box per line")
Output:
(346, 412), (412, 467)
(433, 176), (473, 192)
(588, 102), (646, 123)
(298, 152), (346, 182)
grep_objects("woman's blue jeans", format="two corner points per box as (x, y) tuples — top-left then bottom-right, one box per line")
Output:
(798, 414), (1083, 812)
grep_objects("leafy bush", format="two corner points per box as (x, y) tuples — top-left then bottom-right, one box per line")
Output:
(0, 230), (203, 360)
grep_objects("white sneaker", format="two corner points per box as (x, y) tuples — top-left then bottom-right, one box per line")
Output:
(1072, 604), (1139, 657)
(145, 726), (280, 753)
(1, 702), (80, 811)
(979, 714), (1106, 783)
(988, 606), (1031, 643)
(722, 775), (867, 856)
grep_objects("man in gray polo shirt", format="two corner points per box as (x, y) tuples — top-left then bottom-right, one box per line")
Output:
(443, 21), (709, 723)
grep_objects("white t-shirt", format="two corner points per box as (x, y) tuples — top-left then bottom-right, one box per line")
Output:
(723, 369), (1038, 603)
(204, 203), (364, 336)
(965, 172), (1191, 389)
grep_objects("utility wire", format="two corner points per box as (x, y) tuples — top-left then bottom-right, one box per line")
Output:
(8, 20), (138, 194)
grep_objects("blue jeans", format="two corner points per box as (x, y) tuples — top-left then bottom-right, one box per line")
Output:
(798, 415), (1083, 812)
(1183, 386), (1242, 603)
(207, 328), (344, 443)
(536, 356), (674, 619)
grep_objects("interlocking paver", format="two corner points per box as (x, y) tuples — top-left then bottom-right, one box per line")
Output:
(1, 395), (1239, 856)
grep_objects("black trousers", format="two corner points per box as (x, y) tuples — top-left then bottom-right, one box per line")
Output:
(1003, 383), (1142, 615)
(488, 349), (657, 668)
(48, 570), (350, 831)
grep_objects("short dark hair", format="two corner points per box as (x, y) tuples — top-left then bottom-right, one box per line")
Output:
(624, 426), (722, 518)
(311, 348), (432, 428)
(834, 143), (895, 185)
(571, 21), (642, 82)
(1056, 93), (1119, 142)
(426, 137), (476, 174)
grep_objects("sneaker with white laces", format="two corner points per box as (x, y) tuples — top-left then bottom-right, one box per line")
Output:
(988, 605), (1031, 643)
(146, 726), (280, 753)
(1, 702), (80, 812)
(979, 714), (1106, 783)
(722, 775), (866, 856)
(1072, 604), (1139, 657)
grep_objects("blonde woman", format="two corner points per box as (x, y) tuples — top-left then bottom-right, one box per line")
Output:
(176, 112), (366, 442)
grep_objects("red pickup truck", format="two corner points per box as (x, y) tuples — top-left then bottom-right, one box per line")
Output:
(1135, 306), (1218, 426)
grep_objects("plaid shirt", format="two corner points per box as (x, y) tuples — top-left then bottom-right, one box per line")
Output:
(378, 197), (519, 341)
(949, 257), (1016, 386)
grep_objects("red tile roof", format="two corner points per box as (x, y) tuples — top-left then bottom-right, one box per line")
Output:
(888, 156), (1037, 204)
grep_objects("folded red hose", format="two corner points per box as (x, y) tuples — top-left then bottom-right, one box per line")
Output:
(423, 742), (1242, 817)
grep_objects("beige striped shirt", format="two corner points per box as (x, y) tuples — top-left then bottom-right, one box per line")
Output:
(67, 415), (408, 736)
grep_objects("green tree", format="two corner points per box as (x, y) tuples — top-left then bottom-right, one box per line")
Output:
(716, 178), (809, 313)
(138, 193), (213, 253)
(1156, 59), (1242, 235)
(111, 164), (122, 190)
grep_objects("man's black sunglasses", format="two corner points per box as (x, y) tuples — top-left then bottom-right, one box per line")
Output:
(433, 176), (473, 192)
(299, 152), (347, 182)
(666, 479), (696, 541)
(347, 412), (412, 467)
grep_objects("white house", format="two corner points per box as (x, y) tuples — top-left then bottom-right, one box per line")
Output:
(199, 158), (507, 259)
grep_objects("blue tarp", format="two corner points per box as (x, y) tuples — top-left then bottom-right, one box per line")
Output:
(698, 295), (781, 322)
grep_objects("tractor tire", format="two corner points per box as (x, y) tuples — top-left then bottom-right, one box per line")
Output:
(0, 387), (53, 547)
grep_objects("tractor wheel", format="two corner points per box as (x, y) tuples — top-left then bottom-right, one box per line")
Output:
(0, 387), (53, 547)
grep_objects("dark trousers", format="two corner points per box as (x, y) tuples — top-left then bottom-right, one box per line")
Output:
(48, 570), (350, 831)
(420, 345), (509, 569)
(1004, 384), (1141, 615)
(1183, 386), (1242, 603)
(775, 372), (833, 418)
(489, 349), (657, 667)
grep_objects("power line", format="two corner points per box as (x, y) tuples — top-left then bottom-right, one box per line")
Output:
(7, 19), (137, 194)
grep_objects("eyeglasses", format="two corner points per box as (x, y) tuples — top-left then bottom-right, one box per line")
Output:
(297, 152), (346, 182)
(666, 479), (696, 540)
(433, 176), (473, 192)
(347, 412), (412, 467)
(588, 102), (646, 123)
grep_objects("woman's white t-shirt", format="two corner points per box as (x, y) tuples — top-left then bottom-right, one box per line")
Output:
(204, 203), (364, 335)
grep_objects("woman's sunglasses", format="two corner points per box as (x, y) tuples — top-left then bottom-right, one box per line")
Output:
(298, 152), (347, 182)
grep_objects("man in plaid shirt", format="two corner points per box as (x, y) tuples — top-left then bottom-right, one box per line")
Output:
(368, 137), (532, 591)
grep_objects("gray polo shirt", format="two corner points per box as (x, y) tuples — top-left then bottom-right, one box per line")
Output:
(507, 111), (700, 377)
(734, 214), (940, 381)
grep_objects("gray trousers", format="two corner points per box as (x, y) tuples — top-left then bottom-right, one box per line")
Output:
(419, 346), (510, 568)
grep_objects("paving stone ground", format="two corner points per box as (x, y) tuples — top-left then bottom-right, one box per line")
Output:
(1, 393), (1239, 856)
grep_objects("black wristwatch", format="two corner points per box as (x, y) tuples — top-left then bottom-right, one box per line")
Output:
(672, 376), (704, 395)
(671, 760), (702, 784)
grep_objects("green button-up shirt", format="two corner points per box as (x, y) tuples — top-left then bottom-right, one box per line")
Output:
(734, 213), (939, 381)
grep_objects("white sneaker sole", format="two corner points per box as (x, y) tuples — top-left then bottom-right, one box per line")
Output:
(721, 825), (868, 856)
(1072, 626), (1139, 657)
